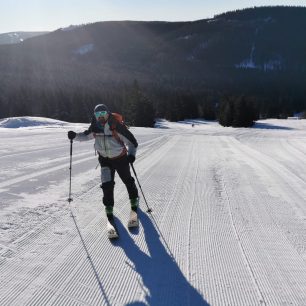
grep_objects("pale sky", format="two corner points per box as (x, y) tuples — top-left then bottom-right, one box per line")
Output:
(0, 0), (305, 33)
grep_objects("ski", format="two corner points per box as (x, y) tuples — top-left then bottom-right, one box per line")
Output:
(128, 210), (139, 228)
(107, 218), (119, 239)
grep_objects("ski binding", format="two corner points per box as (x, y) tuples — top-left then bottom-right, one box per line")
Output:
(107, 220), (119, 239)
(128, 210), (139, 228)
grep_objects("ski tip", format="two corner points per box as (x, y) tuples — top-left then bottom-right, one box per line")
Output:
(128, 220), (139, 228)
(108, 231), (119, 239)
(108, 235), (119, 240)
(107, 220), (119, 239)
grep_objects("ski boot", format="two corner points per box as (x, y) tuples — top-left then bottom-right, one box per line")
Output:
(128, 198), (139, 228)
(105, 206), (118, 239)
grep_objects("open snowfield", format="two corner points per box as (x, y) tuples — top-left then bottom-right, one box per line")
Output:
(0, 117), (306, 306)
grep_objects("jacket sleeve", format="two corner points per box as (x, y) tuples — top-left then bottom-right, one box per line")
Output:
(75, 121), (94, 142)
(115, 122), (138, 156)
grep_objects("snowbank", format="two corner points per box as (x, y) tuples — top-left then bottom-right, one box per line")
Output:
(0, 117), (69, 129)
(154, 118), (217, 129)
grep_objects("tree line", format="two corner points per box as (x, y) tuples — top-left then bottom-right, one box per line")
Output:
(0, 79), (305, 128)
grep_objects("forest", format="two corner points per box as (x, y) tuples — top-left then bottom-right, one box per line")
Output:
(0, 6), (306, 127)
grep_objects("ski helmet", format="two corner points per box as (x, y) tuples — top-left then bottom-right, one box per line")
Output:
(94, 104), (110, 113)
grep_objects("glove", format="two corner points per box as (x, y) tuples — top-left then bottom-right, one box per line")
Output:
(127, 155), (135, 164)
(68, 131), (77, 140)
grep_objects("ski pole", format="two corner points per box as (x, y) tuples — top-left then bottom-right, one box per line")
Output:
(68, 139), (73, 203)
(131, 164), (152, 213)
(66, 139), (109, 303)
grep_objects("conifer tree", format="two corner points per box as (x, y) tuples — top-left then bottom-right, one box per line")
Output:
(219, 95), (256, 127)
(123, 80), (155, 127)
(219, 96), (234, 126)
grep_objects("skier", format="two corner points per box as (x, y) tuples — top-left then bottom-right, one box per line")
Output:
(67, 104), (139, 233)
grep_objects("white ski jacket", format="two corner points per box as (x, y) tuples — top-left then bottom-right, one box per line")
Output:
(75, 115), (138, 159)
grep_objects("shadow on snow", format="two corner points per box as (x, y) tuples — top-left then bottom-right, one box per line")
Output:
(111, 210), (210, 306)
(253, 122), (294, 130)
(178, 120), (210, 125)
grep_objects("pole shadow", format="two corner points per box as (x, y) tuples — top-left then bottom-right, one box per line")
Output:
(112, 211), (210, 306)
(70, 212), (111, 306)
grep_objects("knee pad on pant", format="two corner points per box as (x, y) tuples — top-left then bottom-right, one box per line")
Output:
(101, 167), (112, 183)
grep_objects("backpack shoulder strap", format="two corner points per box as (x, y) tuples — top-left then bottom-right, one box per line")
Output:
(108, 114), (125, 146)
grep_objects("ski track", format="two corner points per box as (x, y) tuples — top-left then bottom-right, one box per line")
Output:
(188, 136), (262, 305)
(1, 123), (306, 305)
(0, 132), (180, 306)
(221, 137), (306, 305)
(229, 137), (306, 216)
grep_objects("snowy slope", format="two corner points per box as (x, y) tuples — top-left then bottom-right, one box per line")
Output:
(0, 32), (48, 45)
(0, 116), (69, 128)
(0, 117), (306, 305)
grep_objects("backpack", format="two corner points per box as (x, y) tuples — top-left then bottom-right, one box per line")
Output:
(109, 113), (127, 146)
(111, 113), (124, 126)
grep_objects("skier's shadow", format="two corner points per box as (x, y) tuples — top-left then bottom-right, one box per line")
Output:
(113, 210), (210, 306)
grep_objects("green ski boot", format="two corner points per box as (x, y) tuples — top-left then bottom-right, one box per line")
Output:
(130, 198), (139, 212)
(105, 206), (114, 221)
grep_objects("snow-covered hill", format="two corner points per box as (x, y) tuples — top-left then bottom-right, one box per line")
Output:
(0, 32), (48, 45)
(0, 117), (306, 305)
(0, 116), (69, 128)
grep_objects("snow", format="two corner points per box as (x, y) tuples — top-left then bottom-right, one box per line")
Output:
(0, 116), (69, 129)
(0, 117), (306, 305)
(61, 24), (83, 32)
(264, 17), (273, 23)
(187, 40), (210, 61)
(178, 34), (193, 40)
(235, 59), (257, 69)
(236, 43), (258, 69)
(235, 37), (283, 71)
(74, 43), (94, 55)
(263, 59), (282, 71)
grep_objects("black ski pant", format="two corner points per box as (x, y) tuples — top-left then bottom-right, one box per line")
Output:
(99, 154), (138, 208)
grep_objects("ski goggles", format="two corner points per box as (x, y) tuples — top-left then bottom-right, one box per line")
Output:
(94, 111), (108, 118)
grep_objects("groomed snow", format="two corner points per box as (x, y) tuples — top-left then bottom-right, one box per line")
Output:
(0, 117), (306, 305)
